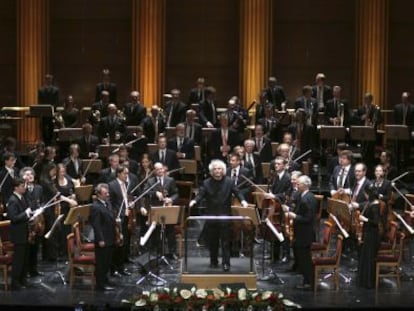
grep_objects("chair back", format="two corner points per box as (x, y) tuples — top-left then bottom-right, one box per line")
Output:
(67, 233), (76, 262)
(396, 232), (406, 266)
(321, 221), (333, 245)
(335, 234), (344, 267)
(73, 222), (82, 249)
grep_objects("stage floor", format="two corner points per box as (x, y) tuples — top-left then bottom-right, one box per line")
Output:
(2, 224), (414, 310)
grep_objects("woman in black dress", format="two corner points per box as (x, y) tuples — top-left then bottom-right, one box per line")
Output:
(357, 184), (381, 289)
(372, 164), (392, 239)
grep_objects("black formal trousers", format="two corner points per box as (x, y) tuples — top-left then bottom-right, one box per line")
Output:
(206, 221), (231, 266)
(295, 245), (313, 286)
(12, 243), (29, 286)
(95, 245), (114, 288)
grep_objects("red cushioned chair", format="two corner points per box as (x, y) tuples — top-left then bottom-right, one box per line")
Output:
(73, 222), (95, 255)
(311, 220), (334, 257)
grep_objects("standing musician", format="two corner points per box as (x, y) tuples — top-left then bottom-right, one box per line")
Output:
(325, 86), (351, 127)
(99, 153), (119, 184)
(8, 178), (34, 290)
(150, 135), (181, 179)
(21, 167), (44, 277)
(183, 109), (202, 146)
(164, 89), (187, 127)
(76, 123), (100, 159)
(253, 124), (273, 163)
(244, 139), (264, 184)
(108, 165), (132, 277)
(282, 175), (317, 290)
(0, 152), (18, 206)
(97, 103), (127, 144)
(190, 159), (248, 272)
(357, 184), (381, 289)
(141, 105), (167, 144)
(257, 103), (280, 142)
(208, 113), (240, 162)
(371, 164), (392, 238)
(198, 86), (218, 128)
(264, 156), (292, 263)
(89, 183), (116, 291)
(262, 76), (287, 111)
(167, 123), (195, 160)
(329, 150), (355, 200)
(143, 162), (179, 260)
(62, 144), (84, 185)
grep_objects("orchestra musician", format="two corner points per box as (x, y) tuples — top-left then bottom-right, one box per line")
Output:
(0, 152), (18, 206)
(253, 124), (273, 163)
(123, 91), (146, 126)
(167, 123), (195, 160)
(183, 109), (202, 146)
(198, 86), (218, 128)
(143, 162), (179, 260)
(226, 96), (248, 134)
(208, 113), (240, 162)
(371, 164), (392, 236)
(188, 77), (209, 105)
(62, 144), (84, 184)
(294, 85), (318, 127)
(76, 123), (100, 159)
(141, 105), (166, 144)
(264, 156), (292, 263)
(95, 68), (117, 104)
(189, 159), (248, 272)
(275, 143), (301, 173)
(357, 184), (381, 289)
(108, 165), (132, 277)
(124, 126), (148, 162)
(257, 103), (280, 142)
(329, 150), (355, 200)
(262, 76), (287, 111)
(150, 135), (181, 179)
(378, 150), (398, 181)
(89, 183), (116, 291)
(34, 146), (57, 184)
(282, 175), (317, 290)
(21, 167), (44, 277)
(243, 139), (264, 184)
(325, 86), (351, 127)
(61, 95), (80, 128)
(90, 90), (110, 128)
(117, 144), (140, 176)
(164, 89), (187, 127)
(311, 73), (333, 112)
(99, 153), (119, 184)
(7, 178), (34, 290)
(97, 103), (127, 144)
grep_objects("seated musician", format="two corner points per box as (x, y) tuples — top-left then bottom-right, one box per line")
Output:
(329, 150), (355, 200)
(142, 162), (179, 260)
(253, 124), (273, 163)
(371, 164), (392, 238)
(62, 143), (84, 185)
(274, 143), (301, 173)
(167, 123), (195, 160)
(76, 123), (100, 159)
(264, 156), (292, 263)
(97, 103), (127, 144)
(116, 144), (139, 175)
(243, 139), (264, 184)
(0, 152), (18, 206)
(61, 95), (80, 128)
(150, 135), (181, 179)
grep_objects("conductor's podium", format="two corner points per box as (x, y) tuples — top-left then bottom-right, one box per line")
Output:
(181, 214), (258, 290)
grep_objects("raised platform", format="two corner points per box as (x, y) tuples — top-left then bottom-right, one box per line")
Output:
(180, 257), (257, 290)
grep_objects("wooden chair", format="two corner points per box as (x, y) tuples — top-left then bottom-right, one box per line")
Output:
(261, 162), (271, 181)
(313, 234), (344, 292)
(311, 220), (335, 257)
(378, 220), (398, 255)
(194, 145), (201, 162)
(314, 194), (324, 241)
(376, 232), (405, 290)
(0, 236), (12, 291)
(67, 233), (95, 290)
(0, 221), (13, 255)
(73, 222), (95, 255)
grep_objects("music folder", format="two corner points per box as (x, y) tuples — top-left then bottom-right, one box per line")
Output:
(327, 198), (350, 228)
(385, 125), (410, 141)
(231, 205), (260, 225)
(64, 204), (91, 225)
(29, 105), (54, 117)
(150, 205), (181, 225)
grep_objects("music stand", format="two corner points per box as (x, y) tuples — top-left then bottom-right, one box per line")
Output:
(231, 205), (259, 258)
(165, 127), (176, 140)
(349, 126), (376, 141)
(137, 205), (181, 286)
(97, 144), (119, 158)
(74, 185), (94, 204)
(319, 126), (346, 141)
(57, 128), (83, 142)
(81, 159), (102, 174)
(64, 204), (91, 226)
(29, 105), (54, 118)
(385, 125), (410, 141)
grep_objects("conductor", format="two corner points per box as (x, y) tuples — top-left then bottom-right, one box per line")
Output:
(189, 159), (248, 272)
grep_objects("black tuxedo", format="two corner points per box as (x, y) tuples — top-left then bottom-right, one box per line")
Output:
(89, 199), (116, 288)
(393, 103), (414, 129)
(325, 98), (351, 126)
(188, 87), (210, 104)
(38, 85), (59, 107)
(293, 190), (317, 286)
(77, 135), (100, 159)
(167, 137), (195, 159)
(351, 178), (372, 210)
(0, 166), (17, 206)
(124, 134), (148, 161)
(7, 193), (30, 286)
(99, 167), (117, 184)
(184, 122), (202, 145)
(269, 171), (292, 203)
(95, 82), (117, 103)
(164, 101), (186, 127)
(97, 115), (126, 143)
(353, 104), (383, 127)
(141, 115), (166, 143)
(150, 149), (181, 172)
(372, 179), (392, 203)
(193, 176), (246, 266)
(244, 152), (264, 184)
(329, 165), (356, 193)
(226, 166), (252, 199)
(199, 99), (218, 127)
(311, 85), (333, 107)
(90, 101), (109, 123)
(253, 136), (273, 162)
(123, 102), (146, 126)
(257, 117), (280, 142)
(262, 85), (286, 110)
(62, 157), (83, 179)
(208, 128), (240, 160)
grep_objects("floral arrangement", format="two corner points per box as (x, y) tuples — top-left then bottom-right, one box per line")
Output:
(122, 287), (300, 310)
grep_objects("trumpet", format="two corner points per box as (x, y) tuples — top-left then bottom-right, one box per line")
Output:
(117, 109), (126, 121)
(91, 109), (101, 123)
(53, 111), (65, 129)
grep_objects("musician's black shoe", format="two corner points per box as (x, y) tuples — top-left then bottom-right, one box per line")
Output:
(223, 264), (230, 272)
(119, 269), (131, 276)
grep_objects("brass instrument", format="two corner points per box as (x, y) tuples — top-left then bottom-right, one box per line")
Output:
(339, 103), (344, 126)
(117, 109), (126, 121)
(372, 105), (381, 128)
(53, 110), (65, 129)
(91, 109), (101, 123)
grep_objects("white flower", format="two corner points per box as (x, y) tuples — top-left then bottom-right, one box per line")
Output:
(142, 291), (150, 297)
(180, 289), (192, 300)
(262, 291), (272, 300)
(150, 293), (159, 302)
(213, 288), (224, 299)
(251, 292), (258, 299)
(238, 288), (247, 301)
(173, 287), (178, 295)
(196, 289), (208, 299)
(164, 287), (170, 294)
(226, 287), (232, 295)
(191, 286), (196, 294)
(135, 299), (147, 307)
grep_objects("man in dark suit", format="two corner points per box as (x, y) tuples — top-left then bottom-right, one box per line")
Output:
(143, 162), (179, 259)
(190, 159), (248, 271)
(108, 165), (132, 277)
(188, 77), (210, 105)
(329, 150), (355, 199)
(97, 103), (127, 144)
(141, 105), (166, 144)
(208, 113), (240, 162)
(325, 86), (351, 127)
(311, 73), (333, 112)
(7, 178), (34, 290)
(150, 135), (181, 175)
(262, 76), (287, 110)
(283, 175), (317, 290)
(253, 125), (273, 163)
(38, 74), (59, 144)
(264, 156), (292, 262)
(62, 144), (84, 182)
(124, 126), (148, 161)
(123, 91), (146, 126)
(77, 123), (100, 159)
(165, 89), (187, 127)
(257, 103), (281, 142)
(89, 183), (116, 291)
(295, 85), (318, 127)
(349, 163), (371, 211)
(0, 152), (18, 206)
(392, 91), (414, 169)
(198, 87), (218, 128)
(184, 109), (202, 145)
(116, 144), (140, 175)
(227, 153), (252, 199)
(243, 139), (264, 184)
(95, 68), (117, 103)
(90, 90), (110, 128)
(167, 123), (195, 160)
(99, 154), (119, 184)
(21, 167), (44, 278)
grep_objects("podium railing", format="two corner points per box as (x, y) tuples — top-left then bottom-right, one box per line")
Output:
(183, 215), (255, 273)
